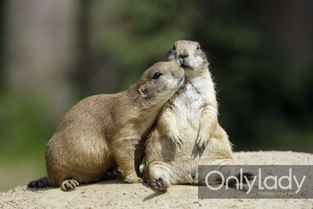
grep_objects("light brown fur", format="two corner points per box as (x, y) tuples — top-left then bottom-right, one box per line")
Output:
(30, 61), (184, 191)
(144, 41), (234, 190)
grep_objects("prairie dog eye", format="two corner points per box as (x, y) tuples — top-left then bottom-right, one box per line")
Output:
(152, 72), (163, 79)
(196, 45), (201, 50)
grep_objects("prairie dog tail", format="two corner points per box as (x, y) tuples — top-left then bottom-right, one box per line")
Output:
(27, 177), (51, 188)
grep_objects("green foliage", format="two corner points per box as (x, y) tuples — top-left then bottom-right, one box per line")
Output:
(90, 0), (196, 90)
(0, 91), (53, 160)
(0, 0), (5, 92)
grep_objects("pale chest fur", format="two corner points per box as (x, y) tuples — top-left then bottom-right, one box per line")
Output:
(170, 72), (216, 135)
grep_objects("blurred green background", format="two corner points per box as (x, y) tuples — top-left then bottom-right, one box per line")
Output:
(0, 0), (312, 191)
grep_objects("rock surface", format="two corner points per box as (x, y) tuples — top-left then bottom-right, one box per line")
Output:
(1, 151), (313, 209)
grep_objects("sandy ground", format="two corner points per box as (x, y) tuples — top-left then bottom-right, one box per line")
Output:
(0, 151), (312, 209)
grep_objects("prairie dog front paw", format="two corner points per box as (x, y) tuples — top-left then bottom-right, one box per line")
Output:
(168, 132), (183, 148)
(195, 131), (210, 150)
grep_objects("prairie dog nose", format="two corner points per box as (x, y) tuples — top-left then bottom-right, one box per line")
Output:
(179, 54), (188, 64)
(179, 52), (189, 65)
(179, 53), (189, 59)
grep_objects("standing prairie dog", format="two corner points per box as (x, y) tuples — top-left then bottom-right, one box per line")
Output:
(28, 61), (184, 191)
(144, 40), (235, 190)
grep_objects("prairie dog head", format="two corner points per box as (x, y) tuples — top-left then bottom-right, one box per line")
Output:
(135, 61), (184, 107)
(167, 40), (209, 77)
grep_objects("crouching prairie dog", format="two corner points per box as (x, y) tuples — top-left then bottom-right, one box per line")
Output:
(143, 40), (235, 191)
(28, 61), (184, 191)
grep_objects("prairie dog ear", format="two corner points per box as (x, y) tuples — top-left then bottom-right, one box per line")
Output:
(138, 86), (149, 98)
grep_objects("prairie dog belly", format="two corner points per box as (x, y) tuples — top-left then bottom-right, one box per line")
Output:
(171, 82), (204, 142)
(153, 81), (207, 166)
(145, 82), (205, 165)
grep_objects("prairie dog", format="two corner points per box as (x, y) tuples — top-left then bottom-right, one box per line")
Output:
(144, 40), (234, 190)
(28, 61), (184, 191)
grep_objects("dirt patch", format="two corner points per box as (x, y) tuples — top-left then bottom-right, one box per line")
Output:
(1, 151), (313, 209)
